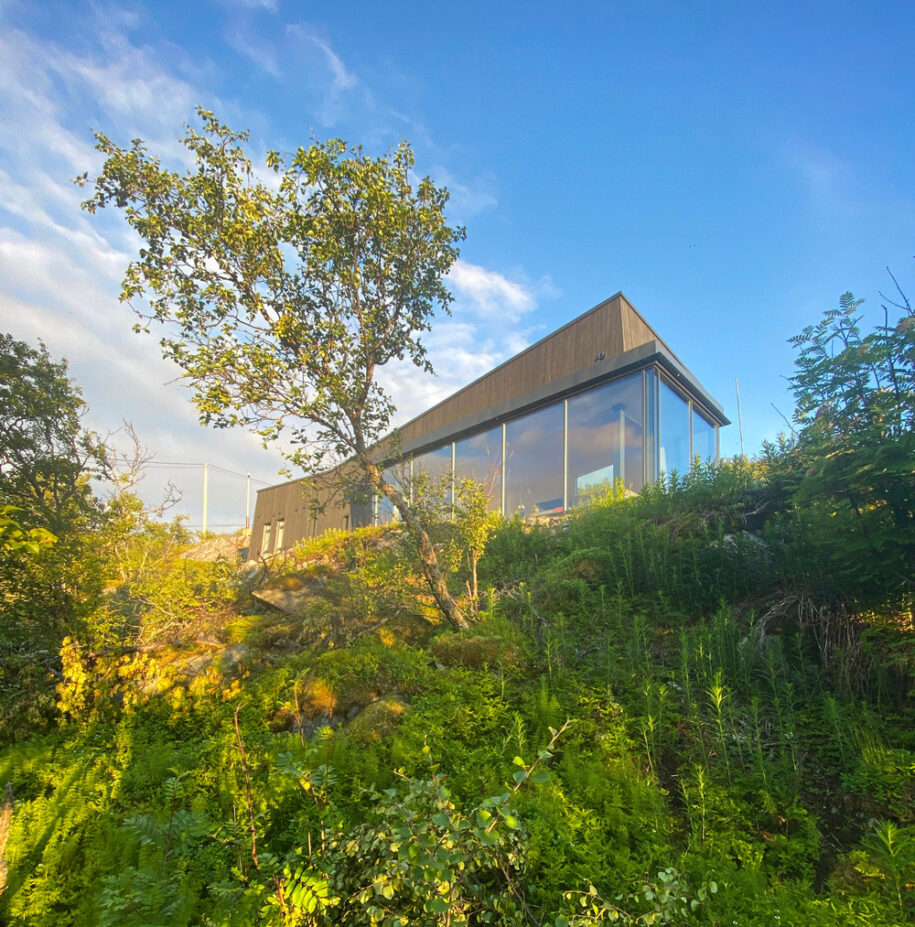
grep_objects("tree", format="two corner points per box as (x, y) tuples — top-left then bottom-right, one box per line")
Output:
(787, 280), (915, 605)
(0, 334), (108, 636)
(80, 110), (470, 628)
(0, 335), (110, 735)
(0, 506), (55, 556)
(0, 333), (107, 536)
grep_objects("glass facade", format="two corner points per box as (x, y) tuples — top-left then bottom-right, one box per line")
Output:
(658, 379), (691, 480)
(505, 402), (565, 516)
(377, 365), (720, 524)
(375, 464), (407, 525)
(413, 445), (453, 484)
(567, 372), (644, 504)
(692, 408), (717, 464)
(454, 426), (502, 511)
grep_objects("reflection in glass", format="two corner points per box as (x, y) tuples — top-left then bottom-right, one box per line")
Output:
(567, 373), (644, 504)
(505, 403), (564, 516)
(454, 426), (502, 511)
(659, 380), (691, 480)
(376, 464), (409, 525)
(692, 409), (717, 465)
(413, 445), (454, 505)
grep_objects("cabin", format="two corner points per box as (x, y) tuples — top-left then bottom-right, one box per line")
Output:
(249, 292), (728, 558)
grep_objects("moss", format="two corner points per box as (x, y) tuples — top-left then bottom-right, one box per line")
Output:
(347, 697), (409, 743)
(430, 633), (527, 670)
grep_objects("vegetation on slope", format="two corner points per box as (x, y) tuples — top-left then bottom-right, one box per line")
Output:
(0, 285), (912, 924)
(0, 450), (912, 925)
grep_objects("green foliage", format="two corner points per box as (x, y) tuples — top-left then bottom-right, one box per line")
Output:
(849, 821), (915, 922)
(0, 505), (55, 555)
(81, 108), (469, 628)
(785, 286), (915, 608)
(2, 278), (915, 924)
(0, 335), (109, 737)
(0, 333), (107, 536)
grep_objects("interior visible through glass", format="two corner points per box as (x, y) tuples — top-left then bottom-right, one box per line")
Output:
(567, 373), (644, 504)
(505, 402), (565, 516)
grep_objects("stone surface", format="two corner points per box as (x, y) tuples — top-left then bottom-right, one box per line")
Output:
(181, 535), (246, 562)
(252, 574), (323, 616)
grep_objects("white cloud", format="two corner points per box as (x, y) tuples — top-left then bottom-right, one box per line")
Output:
(377, 261), (559, 429)
(290, 27), (357, 92)
(225, 26), (282, 78)
(428, 165), (498, 220)
(220, 0), (279, 11)
(447, 260), (537, 321)
(284, 23), (367, 125)
(780, 139), (857, 218)
(0, 11), (286, 530)
(0, 6), (558, 527)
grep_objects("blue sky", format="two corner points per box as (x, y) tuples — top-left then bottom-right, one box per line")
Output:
(1, 0), (913, 529)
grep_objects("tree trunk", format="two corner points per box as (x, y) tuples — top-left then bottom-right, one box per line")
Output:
(361, 457), (468, 630)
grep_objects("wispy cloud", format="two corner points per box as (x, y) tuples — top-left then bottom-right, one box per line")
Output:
(222, 0), (279, 11)
(0, 5), (556, 524)
(0, 13), (286, 527)
(780, 139), (856, 218)
(380, 262), (559, 426)
(448, 260), (537, 321)
(225, 25), (282, 78)
(285, 23), (366, 124)
(292, 27), (357, 91)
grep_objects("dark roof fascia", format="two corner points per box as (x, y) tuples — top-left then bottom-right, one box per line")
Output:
(654, 348), (730, 426)
(402, 339), (728, 459)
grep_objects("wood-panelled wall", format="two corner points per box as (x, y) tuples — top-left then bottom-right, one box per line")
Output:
(398, 293), (662, 443)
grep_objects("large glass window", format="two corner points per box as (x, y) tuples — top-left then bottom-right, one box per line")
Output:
(692, 409), (717, 465)
(659, 380), (691, 480)
(567, 373), (644, 504)
(454, 426), (502, 511)
(505, 402), (564, 516)
(413, 445), (454, 505)
(375, 464), (408, 525)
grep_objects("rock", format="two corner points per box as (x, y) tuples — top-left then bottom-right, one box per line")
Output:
(218, 643), (251, 670)
(430, 633), (527, 670)
(347, 697), (408, 743)
(181, 535), (246, 562)
(252, 575), (318, 616)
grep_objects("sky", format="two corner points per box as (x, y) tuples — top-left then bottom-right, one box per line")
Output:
(1, 0), (913, 532)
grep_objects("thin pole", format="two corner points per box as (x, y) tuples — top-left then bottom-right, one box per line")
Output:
(735, 379), (745, 459)
(245, 473), (251, 530)
(202, 462), (209, 534)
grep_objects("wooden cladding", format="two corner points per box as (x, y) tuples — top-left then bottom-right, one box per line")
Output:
(398, 293), (662, 443)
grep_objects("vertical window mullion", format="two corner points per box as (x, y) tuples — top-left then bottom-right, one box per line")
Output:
(562, 398), (568, 511)
(688, 400), (694, 470)
(501, 422), (506, 516)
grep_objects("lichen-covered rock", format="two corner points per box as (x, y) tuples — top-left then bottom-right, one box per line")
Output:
(429, 633), (527, 670)
(252, 574), (323, 616)
(346, 697), (408, 743)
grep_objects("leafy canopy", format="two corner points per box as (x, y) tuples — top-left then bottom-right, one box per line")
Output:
(81, 109), (473, 629)
(0, 332), (106, 535)
(787, 283), (915, 599)
(80, 110), (465, 475)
